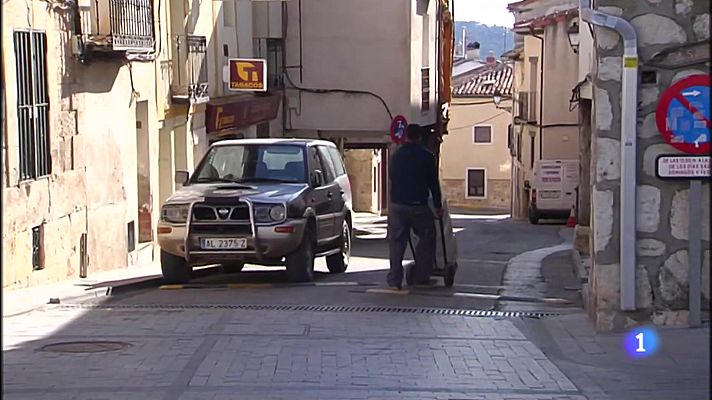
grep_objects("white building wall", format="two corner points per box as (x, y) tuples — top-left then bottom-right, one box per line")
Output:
(284, 0), (436, 134)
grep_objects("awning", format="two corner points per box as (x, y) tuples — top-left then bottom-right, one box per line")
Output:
(205, 93), (281, 134)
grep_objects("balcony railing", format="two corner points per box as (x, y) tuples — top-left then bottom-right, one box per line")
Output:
(171, 35), (209, 104)
(515, 91), (538, 124)
(81, 0), (155, 52)
(516, 91), (530, 123)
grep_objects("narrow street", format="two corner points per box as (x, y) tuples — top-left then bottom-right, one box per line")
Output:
(2, 212), (709, 400)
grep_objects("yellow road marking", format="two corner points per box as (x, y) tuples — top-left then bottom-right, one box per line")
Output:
(159, 285), (185, 290)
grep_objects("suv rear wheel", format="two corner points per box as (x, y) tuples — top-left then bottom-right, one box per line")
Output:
(326, 220), (351, 274)
(285, 226), (315, 283)
(161, 250), (192, 284)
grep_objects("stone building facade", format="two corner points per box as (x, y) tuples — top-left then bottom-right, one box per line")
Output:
(587, 0), (710, 331)
(2, 0), (161, 289)
(440, 62), (514, 212)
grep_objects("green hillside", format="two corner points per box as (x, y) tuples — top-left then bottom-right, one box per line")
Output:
(454, 21), (515, 59)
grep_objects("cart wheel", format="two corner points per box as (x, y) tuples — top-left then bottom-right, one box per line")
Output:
(444, 265), (457, 288)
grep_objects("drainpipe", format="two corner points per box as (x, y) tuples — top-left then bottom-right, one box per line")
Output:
(529, 27), (544, 160)
(580, 0), (638, 311)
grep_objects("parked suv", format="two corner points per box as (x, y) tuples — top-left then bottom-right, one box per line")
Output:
(157, 139), (353, 283)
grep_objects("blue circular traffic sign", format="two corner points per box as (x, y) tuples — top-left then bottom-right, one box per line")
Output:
(656, 74), (710, 155)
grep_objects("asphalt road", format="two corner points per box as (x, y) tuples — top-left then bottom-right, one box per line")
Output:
(5, 212), (709, 400)
(103, 212), (567, 311)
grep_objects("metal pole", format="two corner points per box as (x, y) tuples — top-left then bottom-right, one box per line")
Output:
(689, 179), (702, 327)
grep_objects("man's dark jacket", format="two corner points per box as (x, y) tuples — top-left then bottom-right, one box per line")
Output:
(389, 143), (442, 209)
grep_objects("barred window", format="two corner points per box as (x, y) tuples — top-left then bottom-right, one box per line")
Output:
(14, 31), (51, 181)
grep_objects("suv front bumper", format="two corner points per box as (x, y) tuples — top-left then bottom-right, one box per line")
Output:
(157, 218), (307, 265)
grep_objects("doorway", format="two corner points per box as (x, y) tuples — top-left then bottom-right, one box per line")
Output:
(135, 101), (153, 256)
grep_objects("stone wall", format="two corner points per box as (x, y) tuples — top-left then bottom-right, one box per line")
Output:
(442, 178), (511, 211)
(2, 2), (160, 289)
(589, 0), (710, 331)
(344, 149), (375, 212)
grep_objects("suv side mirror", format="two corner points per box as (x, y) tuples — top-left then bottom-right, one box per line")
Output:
(175, 170), (190, 185)
(312, 170), (324, 187)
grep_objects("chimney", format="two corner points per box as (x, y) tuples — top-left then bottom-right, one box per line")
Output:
(461, 27), (466, 58)
(465, 41), (480, 60)
(485, 50), (497, 65)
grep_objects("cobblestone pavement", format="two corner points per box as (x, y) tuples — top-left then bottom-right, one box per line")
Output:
(3, 214), (708, 399)
(3, 305), (586, 400)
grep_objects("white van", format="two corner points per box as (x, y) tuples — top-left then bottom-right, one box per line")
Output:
(528, 160), (579, 224)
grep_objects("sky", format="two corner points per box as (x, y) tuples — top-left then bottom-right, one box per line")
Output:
(453, 0), (515, 27)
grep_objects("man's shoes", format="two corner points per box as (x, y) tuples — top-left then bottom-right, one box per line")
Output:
(387, 282), (403, 290)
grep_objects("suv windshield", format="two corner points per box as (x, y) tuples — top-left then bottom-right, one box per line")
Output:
(191, 144), (307, 184)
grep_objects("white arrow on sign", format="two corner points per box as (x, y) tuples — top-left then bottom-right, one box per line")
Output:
(683, 90), (702, 97)
(694, 133), (708, 148)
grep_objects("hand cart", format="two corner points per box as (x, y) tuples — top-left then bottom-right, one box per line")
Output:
(404, 198), (459, 287)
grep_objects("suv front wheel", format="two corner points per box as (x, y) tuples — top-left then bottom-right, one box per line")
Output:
(161, 250), (192, 284)
(285, 226), (316, 283)
(326, 220), (351, 274)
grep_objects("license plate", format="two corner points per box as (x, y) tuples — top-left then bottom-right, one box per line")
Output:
(540, 191), (560, 199)
(201, 238), (247, 250)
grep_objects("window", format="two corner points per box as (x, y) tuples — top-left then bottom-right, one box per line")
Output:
(316, 146), (337, 183)
(32, 225), (43, 271)
(473, 126), (492, 144)
(255, 38), (284, 90)
(530, 136), (535, 169)
(466, 168), (486, 198)
(517, 131), (522, 163)
(421, 68), (430, 112)
(14, 31), (51, 181)
(192, 144), (306, 183)
(326, 146), (346, 177)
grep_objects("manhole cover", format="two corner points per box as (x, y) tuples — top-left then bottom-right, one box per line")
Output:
(39, 341), (130, 353)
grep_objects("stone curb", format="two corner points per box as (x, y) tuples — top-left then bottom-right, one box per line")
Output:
(4, 267), (223, 317)
(570, 248), (591, 316)
(570, 249), (589, 284)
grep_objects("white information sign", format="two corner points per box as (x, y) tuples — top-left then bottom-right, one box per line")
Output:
(655, 155), (711, 179)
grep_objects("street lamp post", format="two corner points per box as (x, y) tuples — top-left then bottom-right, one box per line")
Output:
(492, 90), (513, 112)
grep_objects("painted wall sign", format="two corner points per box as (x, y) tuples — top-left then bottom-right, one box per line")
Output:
(228, 58), (267, 92)
(390, 115), (408, 144)
(655, 155), (711, 180)
(205, 94), (281, 133)
(655, 74), (710, 155)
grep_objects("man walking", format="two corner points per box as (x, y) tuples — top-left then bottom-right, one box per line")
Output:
(387, 124), (443, 289)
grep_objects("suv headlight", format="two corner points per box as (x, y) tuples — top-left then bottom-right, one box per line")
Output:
(161, 204), (190, 223)
(253, 204), (286, 223)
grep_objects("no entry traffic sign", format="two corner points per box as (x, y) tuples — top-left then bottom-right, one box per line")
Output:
(390, 115), (408, 144)
(655, 74), (710, 155)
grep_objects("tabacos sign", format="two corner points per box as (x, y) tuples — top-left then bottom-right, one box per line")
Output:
(228, 58), (267, 92)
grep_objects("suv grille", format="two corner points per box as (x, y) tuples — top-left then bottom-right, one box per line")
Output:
(193, 203), (250, 222)
(190, 201), (254, 237)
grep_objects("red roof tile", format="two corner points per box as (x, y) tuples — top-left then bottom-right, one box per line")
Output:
(452, 63), (513, 98)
